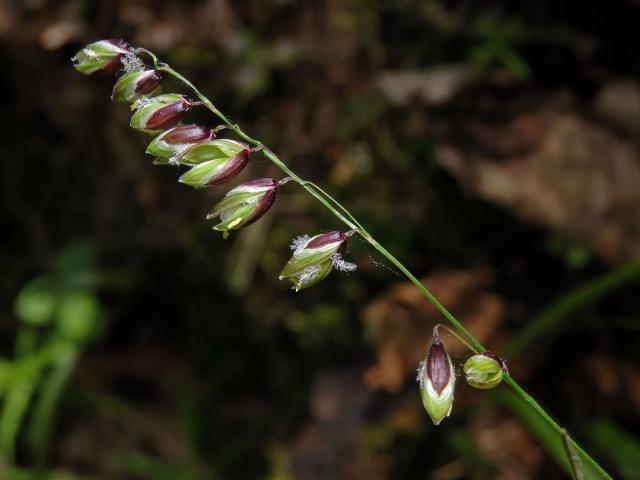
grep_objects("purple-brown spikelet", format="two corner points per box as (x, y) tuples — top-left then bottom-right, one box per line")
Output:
(94, 40), (130, 77)
(279, 230), (355, 291)
(72, 39), (130, 76)
(427, 339), (451, 395)
(135, 70), (162, 95)
(164, 125), (215, 144)
(145, 98), (192, 131)
(206, 148), (251, 186)
(146, 125), (216, 162)
(418, 336), (456, 425)
(306, 231), (347, 249)
(207, 178), (282, 237)
(111, 69), (162, 102)
(178, 145), (252, 188)
(240, 178), (279, 226)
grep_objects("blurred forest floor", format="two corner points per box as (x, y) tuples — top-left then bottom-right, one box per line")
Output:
(0, 1), (639, 479)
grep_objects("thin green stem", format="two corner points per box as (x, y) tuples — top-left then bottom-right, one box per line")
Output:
(434, 323), (479, 354)
(303, 181), (366, 230)
(142, 51), (611, 479)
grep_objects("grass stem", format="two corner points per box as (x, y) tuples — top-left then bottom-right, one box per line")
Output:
(149, 53), (612, 480)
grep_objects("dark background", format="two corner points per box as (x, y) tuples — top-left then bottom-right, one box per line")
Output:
(1, 0), (639, 479)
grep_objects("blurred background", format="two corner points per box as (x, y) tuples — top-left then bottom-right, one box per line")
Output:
(1, 0), (639, 479)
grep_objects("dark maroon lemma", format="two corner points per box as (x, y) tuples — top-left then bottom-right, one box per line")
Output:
(243, 177), (279, 188)
(244, 179), (279, 226)
(146, 98), (192, 131)
(306, 231), (347, 249)
(246, 190), (277, 224)
(206, 148), (251, 186)
(164, 125), (215, 145)
(426, 339), (451, 395)
(135, 70), (162, 95)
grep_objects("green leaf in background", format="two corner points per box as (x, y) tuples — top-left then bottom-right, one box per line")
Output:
(5, 466), (94, 480)
(52, 240), (96, 279)
(0, 366), (41, 462)
(471, 14), (530, 80)
(56, 292), (102, 344)
(30, 345), (79, 473)
(585, 419), (640, 480)
(0, 343), (65, 464)
(0, 360), (13, 395)
(14, 276), (57, 326)
(507, 261), (640, 356)
(496, 388), (611, 480)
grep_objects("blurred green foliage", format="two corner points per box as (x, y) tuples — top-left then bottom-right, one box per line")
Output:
(471, 15), (530, 80)
(2, 242), (104, 469)
(586, 420), (640, 479)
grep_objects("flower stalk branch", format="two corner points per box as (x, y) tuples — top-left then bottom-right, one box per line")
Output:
(144, 52), (610, 479)
(73, 44), (612, 479)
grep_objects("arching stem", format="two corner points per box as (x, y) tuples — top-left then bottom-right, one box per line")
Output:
(136, 49), (612, 480)
(434, 323), (479, 354)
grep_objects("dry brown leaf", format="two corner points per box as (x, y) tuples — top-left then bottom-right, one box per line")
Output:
(437, 108), (640, 264)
